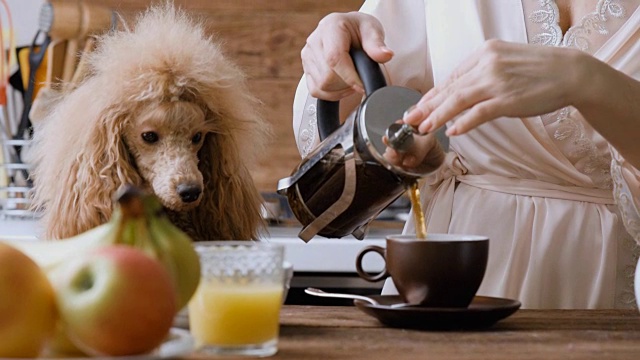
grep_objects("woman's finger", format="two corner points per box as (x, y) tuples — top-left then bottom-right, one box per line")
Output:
(358, 18), (394, 64)
(446, 98), (504, 136)
(417, 85), (491, 134)
(321, 28), (365, 93)
(403, 69), (482, 131)
(305, 73), (356, 101)
(304, 40), (358, 100)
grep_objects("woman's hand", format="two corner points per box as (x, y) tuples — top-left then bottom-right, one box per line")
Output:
(382, 122), (445, 174)
(301, 11), (394, 101)
(403, 39), (588, 136)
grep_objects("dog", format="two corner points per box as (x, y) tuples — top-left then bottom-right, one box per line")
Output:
(28, 4), (270, 241)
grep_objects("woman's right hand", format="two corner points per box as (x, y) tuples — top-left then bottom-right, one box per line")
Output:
(383, 131), (446, 174)
(301, 11), (394, 101)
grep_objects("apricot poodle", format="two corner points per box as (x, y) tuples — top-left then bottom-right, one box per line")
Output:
(29, 4), (269, 241)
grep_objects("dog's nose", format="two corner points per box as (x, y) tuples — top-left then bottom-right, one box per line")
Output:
(177, 184), (202, 203)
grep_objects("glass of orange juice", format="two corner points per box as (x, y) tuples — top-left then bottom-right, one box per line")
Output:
(188, 241), (284, 357)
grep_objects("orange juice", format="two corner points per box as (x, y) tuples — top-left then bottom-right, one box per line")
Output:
(188, 281), (283, 346)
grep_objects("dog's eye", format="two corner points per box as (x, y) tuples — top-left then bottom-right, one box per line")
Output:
(192, 132), (202, 144)
(141, 132), (159, 143)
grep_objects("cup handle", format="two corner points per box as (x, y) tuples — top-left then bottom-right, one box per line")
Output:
(355, 245), (388, 282)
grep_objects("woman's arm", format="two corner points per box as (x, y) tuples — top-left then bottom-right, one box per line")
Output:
(574, 54), (640, 168)
(402, 40), (640, 168)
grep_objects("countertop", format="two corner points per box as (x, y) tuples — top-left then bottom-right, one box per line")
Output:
(0, 218), (404, 273)
(0, 218), (44, 238)
(184, 305), (640, 360)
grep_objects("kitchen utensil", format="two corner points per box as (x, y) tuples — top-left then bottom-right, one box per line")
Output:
(16, 32), (50, 142)
(304, 287), (380, 305)
(277, 49), (446, 242)
(45, 39), (67, 87)
(41, 0), (115, 84)
(304, 287), (414, 308)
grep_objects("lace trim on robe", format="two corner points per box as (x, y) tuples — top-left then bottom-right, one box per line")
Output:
(529, 0), (626, 50)
(548, 108), (612, 189)
(527, 0), (627, 190)
(527, 0), (638, 308)
(611, 157), (640, 244)
(611, 156), (640, 308)
(298, 96), (319, 158)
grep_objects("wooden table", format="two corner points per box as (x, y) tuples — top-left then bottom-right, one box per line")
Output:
(186, 305), (640, 360)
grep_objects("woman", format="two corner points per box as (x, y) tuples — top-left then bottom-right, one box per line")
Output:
(293, 0), (640, 309)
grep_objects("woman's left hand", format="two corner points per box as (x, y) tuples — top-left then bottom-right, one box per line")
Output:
(403, 39), (591, 136)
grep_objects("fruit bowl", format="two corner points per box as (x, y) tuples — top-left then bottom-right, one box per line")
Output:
(172, 261), (294, 329)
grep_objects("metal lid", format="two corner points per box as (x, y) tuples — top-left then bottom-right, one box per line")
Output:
(358, 86), (426, 177)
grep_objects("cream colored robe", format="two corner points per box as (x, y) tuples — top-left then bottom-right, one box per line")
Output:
(292, 0), (640, 309)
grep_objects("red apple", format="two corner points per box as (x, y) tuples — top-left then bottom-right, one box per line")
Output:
(0, 242), (57, 358)
(50, 245), (177, 356)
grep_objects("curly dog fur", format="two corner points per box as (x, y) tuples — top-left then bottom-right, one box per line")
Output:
(29, 4), (269, 241)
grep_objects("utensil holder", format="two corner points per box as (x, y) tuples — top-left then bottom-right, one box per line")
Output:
(0, 139), (39, 219)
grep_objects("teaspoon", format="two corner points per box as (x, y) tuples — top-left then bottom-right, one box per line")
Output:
(305, 287), (380, 305)
(304, 287), (415, 308)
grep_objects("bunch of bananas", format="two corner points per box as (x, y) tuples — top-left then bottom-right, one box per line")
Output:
(9, 185), (201, 309)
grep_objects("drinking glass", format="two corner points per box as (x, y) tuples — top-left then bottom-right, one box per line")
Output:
(188, 241), (284, 357)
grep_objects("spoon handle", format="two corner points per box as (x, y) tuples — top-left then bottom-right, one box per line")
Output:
(304, 287), (380, 305)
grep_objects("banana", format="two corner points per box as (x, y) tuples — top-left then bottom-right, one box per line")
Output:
(148, 216), (201, 309)
(1, 185), (201, 309)
(115, 186), (201, 309)
(5, 224), (115, 272)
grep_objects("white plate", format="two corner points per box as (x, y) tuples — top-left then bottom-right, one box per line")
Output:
(147, 328), (195, 358)
(37, 328), (194, 359)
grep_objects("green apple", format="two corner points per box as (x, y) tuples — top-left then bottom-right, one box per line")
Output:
(0, 242), (57, 358)
(51, 245), (177, 356)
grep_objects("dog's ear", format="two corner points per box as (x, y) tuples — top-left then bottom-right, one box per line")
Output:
(173, 47), (272, 240)
(189, 132), (266, 240)
(76, 105), (142, 223)
(41, 104), (142, 239)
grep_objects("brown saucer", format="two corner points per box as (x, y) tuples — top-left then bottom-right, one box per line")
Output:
(354, 295), (521, 330)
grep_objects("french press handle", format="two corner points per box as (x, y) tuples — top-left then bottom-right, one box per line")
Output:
(317, 49), (388, 140)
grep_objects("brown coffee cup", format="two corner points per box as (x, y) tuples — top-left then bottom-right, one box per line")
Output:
(355, 234), (489, 307)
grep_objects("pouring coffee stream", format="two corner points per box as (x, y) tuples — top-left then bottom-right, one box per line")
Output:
(278, 49), (444, 242)
(407, 182), (428, 239)
(386, 124), (428, 239)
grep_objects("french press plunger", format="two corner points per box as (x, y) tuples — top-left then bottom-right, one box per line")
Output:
(278, 49), (442, 242)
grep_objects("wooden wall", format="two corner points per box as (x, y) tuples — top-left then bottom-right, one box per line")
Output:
(77, 0), (365, 192)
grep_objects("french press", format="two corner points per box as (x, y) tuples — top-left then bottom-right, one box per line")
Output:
(278, 49), (442, 242)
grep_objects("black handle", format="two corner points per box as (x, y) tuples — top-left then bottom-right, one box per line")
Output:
(317, 48), (387, 140)
(355, 245), (389, 282)
(16, 30), (51, 144)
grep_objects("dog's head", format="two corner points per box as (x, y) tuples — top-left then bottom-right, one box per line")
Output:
(31, 3), (270, 240)
(86, 4), (269, 214)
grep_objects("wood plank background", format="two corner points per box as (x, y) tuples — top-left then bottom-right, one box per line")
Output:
(76, 0), (365, 191)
